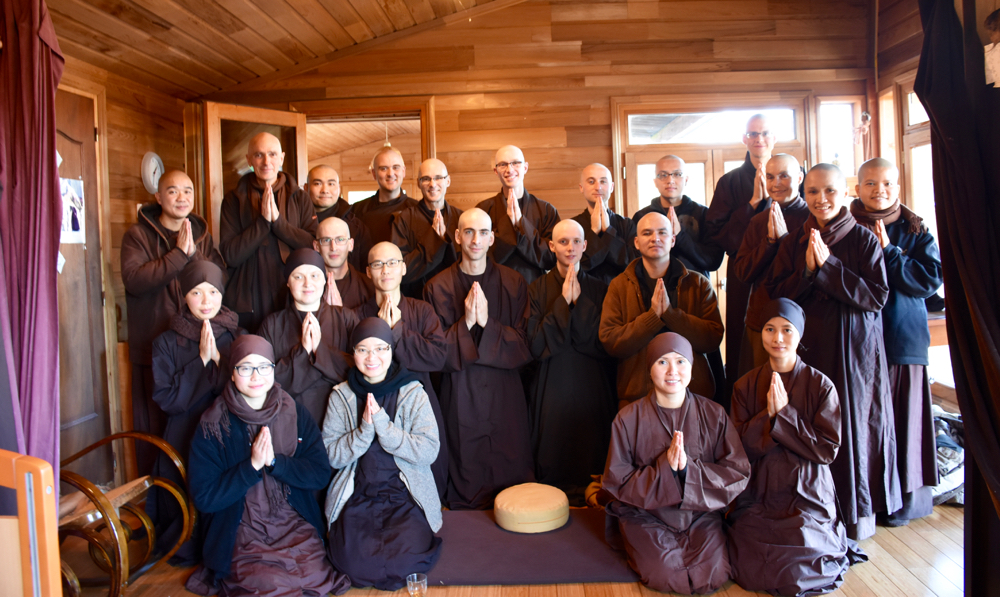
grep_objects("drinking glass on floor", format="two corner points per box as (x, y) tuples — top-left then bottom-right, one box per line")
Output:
(407, 573), (427, 597)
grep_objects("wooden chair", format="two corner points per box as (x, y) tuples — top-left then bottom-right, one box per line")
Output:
(58, 432), (193, 597)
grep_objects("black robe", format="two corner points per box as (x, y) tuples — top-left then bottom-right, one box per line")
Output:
(526, 269), (616, 502)
(259, 302), (353, 426)
(391, 200), (463, 299)
(632, 196), (724, 279)
(312, 196), (374, 274)
(570, 207), (637, 285)
(476, 189), (560, 284)
(348, 191), (418, 245)
(423, 259), (535, 509)
(763, 212), (901, 533)
(336, 263), (375, 310)
(728, 358), (856, 596)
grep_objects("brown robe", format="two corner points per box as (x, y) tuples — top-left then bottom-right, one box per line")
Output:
(764, 208), (901, 535)
(391, 200), (463, 299)
(308, 194), (373, 274)
(728, 358), (856, 596)
(220, 172), (318, 332)
(476, 189), (560, 284)
(603, 391), (750, 595)
(422, 259), (534, 509)
(569, 207), (637, 285)
(348, 191), (418, 245)
(335, 263), (375, 310)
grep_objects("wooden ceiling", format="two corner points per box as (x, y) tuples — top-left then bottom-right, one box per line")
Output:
(47, 0), (519, 101)
(308, 120), (421, 160)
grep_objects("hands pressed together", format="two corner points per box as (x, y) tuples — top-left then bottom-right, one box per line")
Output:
(766, 201), (788, 243)
(300, 312), (322, 354)
(766, 371), (789, 418)
(650, 277), (671, 317)
(506, 188), (522, 228)
(590, 199), (610, 234)
(378, 296), (402, 328)
(666, 430), (688, 472)
(561, 267), (582, 305)
(362, 392), (382, 425)
(199, 319), (221, 366)
(464, 281), (489, 330)
(805, 229), (830, 273)
(176, 219), (196, 257)
(260, 183), (281, 223)
(250, 426), (275, 471)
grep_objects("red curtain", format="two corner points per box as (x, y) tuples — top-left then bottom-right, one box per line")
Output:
(0, 0), (64, 471)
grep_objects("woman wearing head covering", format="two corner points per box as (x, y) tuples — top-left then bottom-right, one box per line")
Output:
(727, 298), (863, 596)
(323, 317), (442, 591)
(185, 335), (349, 596)
(602, 332), (749, 595)
(148, 260), (242, 563)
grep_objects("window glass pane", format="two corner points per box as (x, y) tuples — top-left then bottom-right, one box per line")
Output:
(724, 161), (743, 174)
(908, 92), (929, 126)
(909, 143), (937, 241)
(818, 103), (857, 175)
(628, 108), (795, 145)
(347, 190), (375, 204)
(879, 91), (896, 160)
(638, 162), (707, 205)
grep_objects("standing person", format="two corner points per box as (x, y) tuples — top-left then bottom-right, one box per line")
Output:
(705, 114), (776, 389)
(314, 216), (374, 310)
(323, 318), (442, 591)
(298, 164), (372, 272)
(569, 163), (636, 285)
(186, 335), (348, 597)
(728, 299), (861, 596)
(423, 208), (534, 509)
(764, 163), (900, 540)
(121, 169), (225, 475)
(219, 132), (317, 332)
(349, 147), (418, 244)
(476, 145), (560, 284)
(603, 332), (750, 595)
(392, 158), (463, 298)
(526, 220), (615, 504)
(851, 157), (943, 526)
(733, 154), (810, 376)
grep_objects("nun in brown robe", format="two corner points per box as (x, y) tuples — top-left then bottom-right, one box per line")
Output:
(728, 299), (863, 596)
(259, 249), (353, 426)
(603, 332), (750, 595)
(423, 208), (535, 510)
(186, 335), (347, 597)
(763, 164), (901, 541)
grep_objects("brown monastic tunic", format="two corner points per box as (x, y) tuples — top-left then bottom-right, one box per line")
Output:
(476, 190), (560, 284)
(348, 191), (418, 245)
(335, 263), (375, 310)
(391, 200), (463, 299)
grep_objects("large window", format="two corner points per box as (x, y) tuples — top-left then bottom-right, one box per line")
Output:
(627, 109), (796, 146)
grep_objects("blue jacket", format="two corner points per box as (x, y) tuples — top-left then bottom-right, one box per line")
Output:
(188, 399), (332, 578)
(882, 219), (943, 365)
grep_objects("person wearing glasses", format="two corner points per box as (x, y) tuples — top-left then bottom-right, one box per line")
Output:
(392, 158), (464, 298)
(569, 163), (637, 285)
(186, 334), (347, 596)
(297, 164), (372, 273)
(149, 260), (243, 564)
(705, 115), (777, 396)
(323, 317), (443, 591)
(314, 216), (374, 310)
(259, 249), (354, 426)
(476, 145), (561, 284)
(220, 132), (318, 332)
(349, 146), (418, 244)
(423, 208), (534, 509)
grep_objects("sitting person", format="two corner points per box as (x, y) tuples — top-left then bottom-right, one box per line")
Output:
(323, 317), (442, 591)
(603, 332), (750, 595)
(186, 335), (347, 596)
(728, 298), (861, 596)
(149, 260), (243, 564)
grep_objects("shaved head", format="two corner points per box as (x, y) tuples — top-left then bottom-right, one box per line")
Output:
(634, 212), (674, 262)
(314, 217), (353, 270)
(458, 207), (492, 231)
(248, 132), (281, 154)
(553, 218), (585, 238)
(417, 158), (450, 205)
(857, 157), (898, 181)
(247, 132), (284, 185)
(456, 207), (494, 263)
(806, 163), (847, 189)
(316, 216), (350, 240)
(155, 170), (195, 225)
(856, 157), (900, 212)
(494, 145), (528, 191)
(550, 218), (586, 270)
(579, 163), (614, 208)
(743, 114), (775, 161)
(637, 212), (672, 235)
(307, 164), (340, 209)
(765, 153), (803, 204)
(368, 241), (402, 263)
(366, 242), (406, 291)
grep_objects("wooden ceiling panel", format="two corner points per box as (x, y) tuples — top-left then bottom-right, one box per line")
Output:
(307, 120), (422, 159)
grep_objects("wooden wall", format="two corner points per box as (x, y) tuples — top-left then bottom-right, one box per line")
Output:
(878, 0), (923, 89)
(230, 0), (872, 219)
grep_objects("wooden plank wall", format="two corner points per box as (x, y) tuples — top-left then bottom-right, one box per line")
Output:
(232, 0), (872, 219)
(878, 0), (923, 89)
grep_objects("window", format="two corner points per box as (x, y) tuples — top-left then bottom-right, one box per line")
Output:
(627, 109), (796, 145)
(907, 92), (929, 126)
(816, 96), (866, 181)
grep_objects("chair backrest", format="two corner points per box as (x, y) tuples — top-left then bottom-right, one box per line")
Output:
(0, 449), (61, 597)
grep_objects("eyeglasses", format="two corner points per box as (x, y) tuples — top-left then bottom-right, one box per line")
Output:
(369, 258), (402, 270)
(317, 236), (349, 246)
(655, 171), (685, 180)
(495, 160), (524, 171)
(354, 344), (391, 356)
(234, 364), (275, 377)
(418, 175), (449, 184)
(745, 131), (775, 140)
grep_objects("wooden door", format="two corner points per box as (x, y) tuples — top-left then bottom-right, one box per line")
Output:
(56, 89), (113, 484)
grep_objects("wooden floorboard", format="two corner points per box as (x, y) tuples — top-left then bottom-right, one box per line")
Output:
(70, 504), (964, 597)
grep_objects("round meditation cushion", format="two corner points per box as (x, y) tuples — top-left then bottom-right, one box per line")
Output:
(494, 483), (569, 534)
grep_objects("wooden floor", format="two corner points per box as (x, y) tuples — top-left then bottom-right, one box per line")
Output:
(71, 503), (964, 597)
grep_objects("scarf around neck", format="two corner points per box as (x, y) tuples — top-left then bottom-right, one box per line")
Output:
(849, 198), (925, 235)
(347, 361), (419, 401)
(802, 206), (856, 248)
(169, 306), (240, 342)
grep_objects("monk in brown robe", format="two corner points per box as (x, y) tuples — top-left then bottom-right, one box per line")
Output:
(764, 163), (900, 540)
(733, 154), (810, 376)
(569, 163), (636, 285)
(121, 169), (225, 475)
(423, 207), (534, 509)
(391, 158), (463, 298)
(603, 332), (750, 595)
(298, 164), (372, 272)
(728, 298), (861, 596)
(220, 132), (317, 331)
(348, 147), (418, 244)
(476, 145), (560, 283)
(599, 212), (724, 406)
(315, 216), (374, 310)
(259, 249), (352, 426)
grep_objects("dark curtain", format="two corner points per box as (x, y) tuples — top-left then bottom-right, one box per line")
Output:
(0, 0), (64, 486)
(913, 0), (1000, 593)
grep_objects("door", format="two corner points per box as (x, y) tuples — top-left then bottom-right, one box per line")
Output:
(56, 89), (113, 484)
